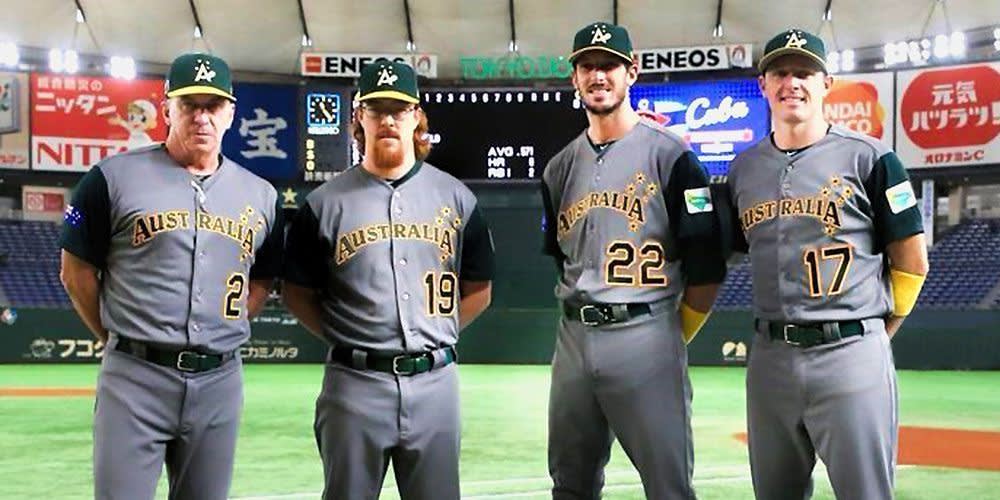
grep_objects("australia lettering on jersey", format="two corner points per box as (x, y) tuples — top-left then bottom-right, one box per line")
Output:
(557, 171), (658, 239)
(131, 208), (264, 260)
(335, 206), (461, 265)
(741, 176), (854, 236)
(741, 195), (841, 232)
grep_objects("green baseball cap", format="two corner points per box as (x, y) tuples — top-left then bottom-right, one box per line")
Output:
(569, 22), (633, 64)
(165, 53), (236, 101)
(758, 28), (827, 73)
(356, 59), (419, 104)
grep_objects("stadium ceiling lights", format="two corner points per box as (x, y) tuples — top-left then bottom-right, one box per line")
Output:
(884, 31), (965, 66)
(109, 56), (136, 80)
(826, 49), (855, 74)
(49, 48), (79, 74)
(0, 42), (18, 67)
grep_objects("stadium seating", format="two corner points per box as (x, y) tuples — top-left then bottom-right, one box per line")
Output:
(0, 220), (69, 308)
(715, 218), (1000, 311)
(2, 217), (1000, 311)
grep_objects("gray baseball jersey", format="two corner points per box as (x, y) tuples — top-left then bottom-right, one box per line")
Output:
(60, 144), (283, 499)
(541, 120), (726, 499)
(724, 125), (923, 499)
(283, 160), (495, 499)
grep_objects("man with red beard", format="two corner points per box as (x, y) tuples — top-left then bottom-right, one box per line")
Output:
(282, 59), (495, 500)
(540, 22), (726, 499)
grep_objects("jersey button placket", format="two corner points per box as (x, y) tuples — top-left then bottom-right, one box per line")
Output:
(389, 189), (411, 348)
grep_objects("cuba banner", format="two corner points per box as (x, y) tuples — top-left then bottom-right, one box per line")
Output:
(630, 78), (770, 180)
(896, 62), (1000, 168)
(0, 71), (30, 170)
(31, 73), (168, 171)
(221, 82), (299, 180)
(825, 72), (894, 147)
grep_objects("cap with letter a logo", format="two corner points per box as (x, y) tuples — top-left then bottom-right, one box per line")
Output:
(356, 59), (419, 104)
(569, 22), (634, 64)
(758, 28), (827, 74)
(165, 52), (236, 102)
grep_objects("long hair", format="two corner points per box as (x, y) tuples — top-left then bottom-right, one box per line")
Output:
(351, 107), (432, 161)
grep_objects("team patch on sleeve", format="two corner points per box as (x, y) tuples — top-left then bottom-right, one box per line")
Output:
(684, 187), (714, 214)
(886, 181), (917, 214)
(63, 204), (84, 226)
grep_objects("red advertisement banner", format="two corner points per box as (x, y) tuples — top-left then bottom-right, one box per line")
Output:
(896, 63), (1000, 168)
(30, 74), (168, 171)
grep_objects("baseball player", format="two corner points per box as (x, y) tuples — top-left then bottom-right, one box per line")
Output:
(282, 60), (495, 500)
(541, 22), (727, 499)
(59, 53), (283, 500)
(721, 29), (929, 499)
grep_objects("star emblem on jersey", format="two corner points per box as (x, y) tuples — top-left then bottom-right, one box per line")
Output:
(830, 176), (841, 186)
(646, 183), (658, 195)
(376, 67), (398, 87)
(591, 26), (612, 44)
(193, 59), (217, 82)
(282, 188), (298, 206)
(63, 204), (83, 226)
(821, 187), (831, 197)
(435, 217), (444, 226)
(634, 172), (646, 184)
(440, 207), (452, 216)
(785, 31), (807, 49)
(556, 173), (655, 239)
(452, 217), (462, 228)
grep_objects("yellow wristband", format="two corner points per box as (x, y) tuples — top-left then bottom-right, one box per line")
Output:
(889, 268), (926, 317)
(680, 302), (710, 344)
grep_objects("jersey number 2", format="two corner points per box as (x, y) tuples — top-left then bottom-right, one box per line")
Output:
(424, 271), (458, 316)
(803, 244), (853, 297)
(224, 273), (247, 319)
(605, 241), (668, 286)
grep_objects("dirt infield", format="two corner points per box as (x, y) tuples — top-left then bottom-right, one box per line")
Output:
(734, 426), (1000, 471)
(0, 387), (96, 397)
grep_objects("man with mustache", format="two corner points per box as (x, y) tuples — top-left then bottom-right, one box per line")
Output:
(282, 59), (495, 499)
(540, 22), (726, 499)
(59, 52), (283, 499)
(721, 29), (929, 499)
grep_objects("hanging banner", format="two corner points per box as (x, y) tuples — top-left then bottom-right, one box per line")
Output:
(921, 179), (934, 247)
(825, 72), (894, 146)
(0, 71), (30, 170)
(22, 185), (69, 218)
(221, 82), (299, 180)
(896, 63), (1000, 168)
(301, 53), (437, 78)
(30, 74), (168, 171)
(636, 44), (753, 73)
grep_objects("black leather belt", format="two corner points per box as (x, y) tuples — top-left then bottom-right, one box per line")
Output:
(761, 319), (866, 348)
(115, 336), (234, 373)
(563, 301), (652, 326)
(328, 346), (457, 376)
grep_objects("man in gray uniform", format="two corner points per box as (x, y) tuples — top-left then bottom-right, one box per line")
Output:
(59, 53), (283, 500)
(722, 29), (930, 499)
(282, 60), (495, 500)
(541, 22), (727, 499)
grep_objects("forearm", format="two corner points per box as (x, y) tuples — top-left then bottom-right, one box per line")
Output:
(64, 279), (106, 343)
(885, 234), (930, 338)
(247, 279), (273, 319)
(682, 282), (721, 312)
(459, 281), (492, 330)
(281, 283), (325, 338)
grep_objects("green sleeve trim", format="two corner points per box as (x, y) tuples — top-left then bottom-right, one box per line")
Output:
(865, 152), (924, 251)
(58, 167), (111, 270)
(460, 205), (496, 281)
(665, 151), (715, 241)
(249, 195), (285, 280)
(281, 203), (329, 289)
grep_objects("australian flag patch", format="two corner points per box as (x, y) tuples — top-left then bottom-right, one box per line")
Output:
(64, 204), (84, 226)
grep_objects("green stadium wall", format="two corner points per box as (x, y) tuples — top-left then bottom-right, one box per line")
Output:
(2, 185), (998, 369)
